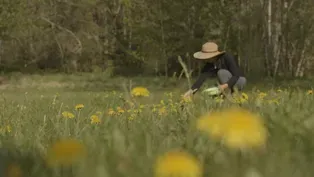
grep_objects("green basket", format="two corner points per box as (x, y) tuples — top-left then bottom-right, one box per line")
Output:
(202, 86), (221, 96)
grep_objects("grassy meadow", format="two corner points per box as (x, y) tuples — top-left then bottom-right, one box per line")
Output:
(0, 73), (314, 177)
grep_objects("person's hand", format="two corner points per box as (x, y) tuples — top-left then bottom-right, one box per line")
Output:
(218, 84), (228, 91)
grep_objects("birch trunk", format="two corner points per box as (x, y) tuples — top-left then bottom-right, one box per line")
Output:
(265, 0), (272, 76)
(295, 39), (309, 77)
(272, 0), (281, 76)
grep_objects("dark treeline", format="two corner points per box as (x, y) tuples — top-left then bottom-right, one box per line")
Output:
(0, 0), (314, 78)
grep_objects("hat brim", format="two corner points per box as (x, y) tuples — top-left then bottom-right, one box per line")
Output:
(193, 51), (225, 60)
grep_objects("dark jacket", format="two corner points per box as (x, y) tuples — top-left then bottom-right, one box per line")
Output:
(191, 53), (244, 92)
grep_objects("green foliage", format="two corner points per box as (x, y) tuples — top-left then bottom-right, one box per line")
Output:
(0, 0), (314, 77)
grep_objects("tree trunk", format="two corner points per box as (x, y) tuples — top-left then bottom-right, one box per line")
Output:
(265, 0), (272, 76)
(272, 0), (281, 76)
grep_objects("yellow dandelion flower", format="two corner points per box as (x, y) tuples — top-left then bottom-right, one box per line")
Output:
(197, 107), (267, 150)
(75, 104), (84, 110)
(46, 139), (86, 167)
(5, 163), (22, 177)
(133, 109), (141, 114)
(90, 115), (101, 124)
(231, 92), (248, 104)
(62, 111), (75, 119)
(107, 108), (115, 116)
(307, 90), (313, 95)
(233, 97), (247, 104)
(197, 112), (228, 138)
(117, 107), (125, 114)
(158, 107), (167, 116)
(154, 150), (202, 177)
(128, 113), (136, 120)
(258, 92), (267, 99)
(222, 107), (267, 149)
(268, 99), (279, 105)
(131, 87), (150, 97)
(242, 93), (249, 100)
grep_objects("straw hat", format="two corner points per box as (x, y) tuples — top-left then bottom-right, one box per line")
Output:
(193, 42), (225, 60)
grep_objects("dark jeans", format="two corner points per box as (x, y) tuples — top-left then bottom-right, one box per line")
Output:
(217, 69), (246, 91)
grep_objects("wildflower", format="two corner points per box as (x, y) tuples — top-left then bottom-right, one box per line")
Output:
(117, 107), (125, 114)
(131, 87), (150, 97)
(307, 90), (313, 95)
(133, 109), (141, 114)
(90, 115), (101, 124)
(242, 93), (249, 100)
(62, 111), (75, 119)
(268, 99), (279, 105)
(46, 139), (86, 167)
(154, 150), (202, 177)
(75, 104), (84, 110)
(258, 92), (267, 99)
(197, 107), (267, 150)
(222, 107), (267, 149)
(158, 107), (167, 116)
(128, 113), (136, 120)
(232, 95), (248, 104)
(107, 108), (115, 116)
(197, 111), (228, 138)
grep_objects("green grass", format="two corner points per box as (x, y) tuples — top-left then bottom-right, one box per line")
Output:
(0, 74), (314, 177)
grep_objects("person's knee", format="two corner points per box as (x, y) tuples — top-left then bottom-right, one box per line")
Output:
(217, 69), (231, 83)
(217, 69), (231, 77)
(236, 77), (247, 90)
(217, 69), (232, 80)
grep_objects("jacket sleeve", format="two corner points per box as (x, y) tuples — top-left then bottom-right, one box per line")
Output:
(191, 63), (217, 93)
(224, 54), (241, 88)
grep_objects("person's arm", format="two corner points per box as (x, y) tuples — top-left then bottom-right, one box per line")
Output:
(190, 63), (217, 94)
(224, 54), (242, 88)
